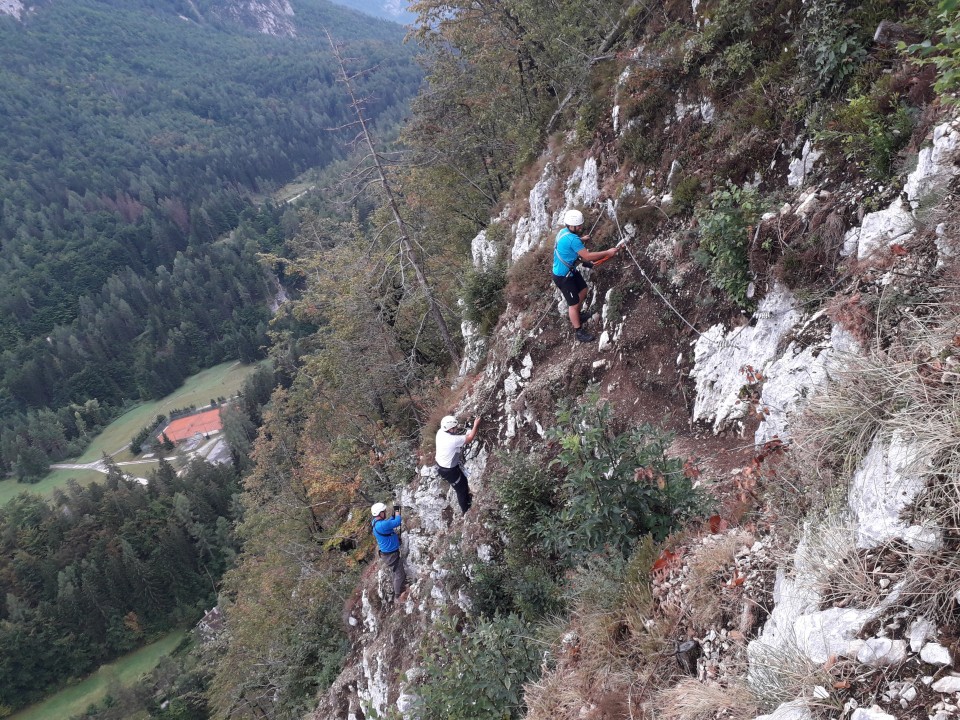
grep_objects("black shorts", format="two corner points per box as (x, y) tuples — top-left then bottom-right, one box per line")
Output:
(552, 271), (587, 306)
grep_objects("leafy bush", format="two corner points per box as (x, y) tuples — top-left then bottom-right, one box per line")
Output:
(493, 452), (557, 549)
(540, 388), (708, 559)
(695, 184), (760, 309)
(815, 86), (916, 181)
(469, 560), (563, 621)
(414, 614), (542, 720)
(905, 0), (960, 102)
(672, 176), (702, 215)
(799, 0), (868, 94)
(463, 262), (507, 335)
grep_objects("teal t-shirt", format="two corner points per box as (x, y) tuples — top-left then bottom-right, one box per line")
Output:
(553, 228), (584, 276)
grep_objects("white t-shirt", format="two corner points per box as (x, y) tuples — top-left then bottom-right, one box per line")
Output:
(435, 429), (467, 469)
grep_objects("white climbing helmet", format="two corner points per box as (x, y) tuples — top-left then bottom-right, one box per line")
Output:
(562, 209), (584, 227)
(370, 502), (388, 517)
(440, 415), (458, 431)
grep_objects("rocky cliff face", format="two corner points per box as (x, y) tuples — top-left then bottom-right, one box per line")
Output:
(212, 0), (296, 37)
(309, 10), (960, 720)
(0, 0), (26, 20)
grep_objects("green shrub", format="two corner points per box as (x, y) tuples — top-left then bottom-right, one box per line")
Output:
(540, 388), (709, 560)
(672, 176), (702, 215)
(414, 614), (542, 720)
(493, 452), (556, 549)
(799, 0), (868, 94)
(462, 261), (507, 335)
(695, 183), (760, 309)
(621, 125), (664, 166)
(815, 83), (917, 181)
(469, 560), (563, 621)
(130, 414), (167, 455)
(905, 0), (960, 102)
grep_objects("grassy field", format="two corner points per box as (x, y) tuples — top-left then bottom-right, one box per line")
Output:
(73, 361), (258, 463)
(10, 631), (187, 720)
(0, 361), (259, 506)
(0, 468), (107, 506)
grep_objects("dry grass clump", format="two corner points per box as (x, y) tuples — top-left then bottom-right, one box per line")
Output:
(525, 542), (679, 720)
(747, 637), (833, 710)
(683, 532), (753, 633)
(504, 241), (552, 309)
(655, 678), (760, 720)
(791, 302), (960, 623)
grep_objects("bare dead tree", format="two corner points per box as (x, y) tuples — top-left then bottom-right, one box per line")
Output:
(325, 29), (462, 368)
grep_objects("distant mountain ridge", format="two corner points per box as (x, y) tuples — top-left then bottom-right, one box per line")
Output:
(1, 0), (304, 37)
(329, 0), (414, 23)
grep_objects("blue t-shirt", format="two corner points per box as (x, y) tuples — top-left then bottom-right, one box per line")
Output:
(372, 515), (401, 553)
(553, 227), (585, 276)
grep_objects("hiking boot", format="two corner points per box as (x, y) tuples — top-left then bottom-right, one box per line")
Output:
(575, 327), (596, 343)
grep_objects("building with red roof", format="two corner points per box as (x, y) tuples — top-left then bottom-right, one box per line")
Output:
(158, 407), (223, 444)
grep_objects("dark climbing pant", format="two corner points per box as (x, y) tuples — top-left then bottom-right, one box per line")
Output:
(437, 464), (473, 514)
(380, 549), (406, 598)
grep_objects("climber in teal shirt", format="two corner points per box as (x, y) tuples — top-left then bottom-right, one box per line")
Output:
(552, 208), (621, 342)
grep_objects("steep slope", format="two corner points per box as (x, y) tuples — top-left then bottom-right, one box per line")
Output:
(299, 1), (960, 719)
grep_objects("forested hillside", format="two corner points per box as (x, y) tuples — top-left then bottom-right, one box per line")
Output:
(0, 0), (420, 478)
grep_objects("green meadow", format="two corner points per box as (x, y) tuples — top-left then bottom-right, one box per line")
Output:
(10, 631), (187, 720)
(0, 361), (258, 506)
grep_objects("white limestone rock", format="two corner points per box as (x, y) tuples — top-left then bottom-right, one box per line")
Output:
(471, 228), (499, 270)
(512, 163), (558, 261)
(905, 121), (960, 206)
(396, 689), (418, 720)
(755, 323), (860, 445)
(854, 198), (915, 260)
(691, 284), (801, 433)
(598, 330), (612, 352)
(932, 675), (960, 693)
(850, 707), (896, 720)
(520, 354), (533, 379)
(903, 524), (942, 553)
(361, 589), (378, 633)
(753, 700), (813, 720)
(842, 122), (960, 260)
(565, 157), (601, 209)
(848, 433), (929, 549)
(787, 140), (823, 188)
(794, 190), (819, 217)
(462, 446), (488, 490)
(794, 607), (880, 664)
(458, 312), (486, 377)
(922, 643), (953, 666)
(857, 637), (907, 667)
(360, 646), (389, 719)
(910, 617), (937, 652)
(403, 468), (450, 535)
(504, 369), (522, 398)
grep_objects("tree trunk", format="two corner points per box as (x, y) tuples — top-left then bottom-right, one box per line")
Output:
(326, 30), (462, 369)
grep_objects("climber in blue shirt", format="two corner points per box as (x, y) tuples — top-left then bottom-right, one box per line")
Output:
(371, 502), (406, 600)
(553, 208), (621, 342)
